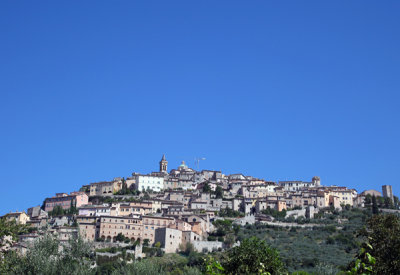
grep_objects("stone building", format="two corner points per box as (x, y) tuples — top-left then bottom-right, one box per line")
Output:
(89, 179), (123, 196)
(44, 192), (88, 212)
(98, 216), (142, 242)
(142, 216), (175, 244)
(382, 185), (394, 201)
(77, 216), (98, 241)
(181, 231), (202, 249)
(27, 206), (48, 219)
(154, 227), (182, 253)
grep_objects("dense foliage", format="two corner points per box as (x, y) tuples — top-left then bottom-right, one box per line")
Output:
(364, 194), (399, 210)
(2, 208), (400, 274)
(236, 208), (371, 273)
(355, 214), (400, 274)
(261, 207), (287, 220)
(217, 207), (244, 218)
(1, 234), (93, 275)
(0, 219), (29, 241)
(48, 202), (78, 216)
(224, 237), (285, 274)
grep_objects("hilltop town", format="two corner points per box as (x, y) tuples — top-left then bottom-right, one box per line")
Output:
(2, 155), (397, 258)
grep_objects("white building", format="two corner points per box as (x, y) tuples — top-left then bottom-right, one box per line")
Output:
(134, 175), (164, 192)
(279, 176), (320, 192)
(78, 204), (111, 216)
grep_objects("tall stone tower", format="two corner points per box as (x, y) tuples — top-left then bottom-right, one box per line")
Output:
(382, 185), (394, 201)
(312, 176), (321, 186)
(159, 154), (168, 174)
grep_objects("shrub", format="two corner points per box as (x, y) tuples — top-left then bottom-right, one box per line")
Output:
(208, 236), (216, 241)
(224, 237), (286, 274)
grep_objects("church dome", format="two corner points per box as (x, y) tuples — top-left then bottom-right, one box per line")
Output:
(312, 176), (320, 181)
(178, 161), (188, 170)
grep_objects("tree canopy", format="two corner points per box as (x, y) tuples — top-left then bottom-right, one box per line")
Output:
(362, 214), (400, 274)
(224, 237), (286, 275)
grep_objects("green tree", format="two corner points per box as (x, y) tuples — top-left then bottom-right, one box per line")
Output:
(376, 196), (385, 207)
(215, 186), (223, 199)
(121, 177), (128, 194)
(116, 233), (126, 242)
(143, 238), (150, 247)
(218, 206), (244, 218)
(0, 218), (28, 241)
(365, 194), (372, 205)
(357, 214), (400, 274)
(223, 234), (235, 248)
(68, 200), (78, 215)
(51, 205), (65, 216)
(2, 234), (93, 275)
(142, 192), (151, 200)
(261, 207), (286, 220)
(203, 182), (212, 193)
(224, 237), (286, 274)
(394, 196), (399, 209)
(233, 224), (240, 235)
(384, 197), (394, 209)
(347, 243), (376, 275)
(204, 256), (225, 275)
(371, 195), (379, 215)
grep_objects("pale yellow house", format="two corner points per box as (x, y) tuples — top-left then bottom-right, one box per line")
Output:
(3, 211), (30, 225)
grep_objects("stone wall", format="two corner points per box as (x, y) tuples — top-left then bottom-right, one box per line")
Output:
(192, 240), (223, 253)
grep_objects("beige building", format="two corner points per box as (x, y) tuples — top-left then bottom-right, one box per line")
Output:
(172, 219), (192, 232)
(130, 201), (157, 213)
(99, 216), (142, 242)
(142, 216), (175, 244)
(329, 196), (341, 209)
(184, 215), (210, 237)
(3, 211), (30, 225)
(241, 184), (278, 198)
(119, 204), (152, 216)
(315, 191), (330, 208)
(255, 199), (287, 213)
(328, 189), (355, 206)
(89, 178), (123, 196)
(77, 216), (98, 241)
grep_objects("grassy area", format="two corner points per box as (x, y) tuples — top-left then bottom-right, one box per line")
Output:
(236, 207), (370, 273)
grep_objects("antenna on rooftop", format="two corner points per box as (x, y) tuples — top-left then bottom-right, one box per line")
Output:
(194, 157), (206, 171)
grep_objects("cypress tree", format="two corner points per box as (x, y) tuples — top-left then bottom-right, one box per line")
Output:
(372, 195), (379, 214)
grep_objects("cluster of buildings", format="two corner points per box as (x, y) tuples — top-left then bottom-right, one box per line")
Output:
(2, 155), (396, 254)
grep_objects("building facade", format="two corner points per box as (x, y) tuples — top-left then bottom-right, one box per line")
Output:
(135, 175), (164, 192)
(44, 192), (88, 212)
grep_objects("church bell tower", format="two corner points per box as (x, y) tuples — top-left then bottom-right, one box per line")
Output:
(159, 154), (168, 174)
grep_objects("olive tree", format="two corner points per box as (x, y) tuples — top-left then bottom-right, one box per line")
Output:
(224, 237), (286, 274)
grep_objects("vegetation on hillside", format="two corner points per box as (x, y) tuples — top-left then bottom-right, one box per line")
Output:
(1, 208), (400, 274)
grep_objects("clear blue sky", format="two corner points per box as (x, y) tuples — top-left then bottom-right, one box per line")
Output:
(1, 1), (399, 215)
